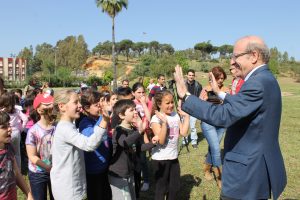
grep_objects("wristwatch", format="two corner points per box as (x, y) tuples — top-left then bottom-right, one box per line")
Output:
(182, 92), (191, 102)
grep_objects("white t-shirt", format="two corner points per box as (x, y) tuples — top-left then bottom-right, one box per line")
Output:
(147, 83), (155, 91)
(150, 112), (180, 160)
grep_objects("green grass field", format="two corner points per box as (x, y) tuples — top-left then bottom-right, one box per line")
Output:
(18, 76), (300, 200)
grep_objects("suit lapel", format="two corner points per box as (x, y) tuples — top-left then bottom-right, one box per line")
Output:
(247, 64), (269, 80)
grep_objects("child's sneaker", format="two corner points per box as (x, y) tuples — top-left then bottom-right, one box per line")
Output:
(140, 182), (149, 191)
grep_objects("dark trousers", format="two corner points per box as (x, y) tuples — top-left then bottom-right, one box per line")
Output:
(28, 171), (54, 200)
(86, 171), (112, 200)
(134, 170), (141, 198)
(152, 159), (180, 200)
(20, 130), (28, 175)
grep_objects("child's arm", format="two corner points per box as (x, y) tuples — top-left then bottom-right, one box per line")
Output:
(18, 109), (29, 130)
(64, 106), (110, 152)
(26, 145), (52, 172)
(65, 118), (108, 152)
(116, 127), (142, 147)
(178, 107), (190, 137)
(139, 133), (155, 151)
(151, 111), (168, 145)
(13, 157), (34, 200)
(140, 95), (151, 122)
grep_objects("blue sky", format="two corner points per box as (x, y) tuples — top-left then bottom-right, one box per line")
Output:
(1, 0), (299, 60)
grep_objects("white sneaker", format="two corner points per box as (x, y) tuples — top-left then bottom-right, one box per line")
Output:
(140, 182), (149, 191)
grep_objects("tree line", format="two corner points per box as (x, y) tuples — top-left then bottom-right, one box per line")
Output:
(15, 34), (300, 88)
(92, 40), (235, 61)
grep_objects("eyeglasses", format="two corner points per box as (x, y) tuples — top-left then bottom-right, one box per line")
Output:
(231, 52), (251, 60)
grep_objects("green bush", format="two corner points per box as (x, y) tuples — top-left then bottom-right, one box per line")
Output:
(86, 75), (104, 86)
(4, 81), (26, 89)
(210, 58), (219, 63)
(201, 63), (210, 73)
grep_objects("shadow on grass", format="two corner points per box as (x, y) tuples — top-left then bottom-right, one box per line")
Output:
(197, 131), (205, 143)
(178, 174), (202, 200)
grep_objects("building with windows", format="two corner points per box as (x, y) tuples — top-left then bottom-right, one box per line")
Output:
(0, 57), (26, 81)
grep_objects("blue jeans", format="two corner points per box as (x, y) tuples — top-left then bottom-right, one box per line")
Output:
(28, 171), (54, 200)
(182, 116), (198, 145)
(201, 122), (225, 167)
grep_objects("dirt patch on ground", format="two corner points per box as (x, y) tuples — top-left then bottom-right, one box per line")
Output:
(281, 92), (294, 96)
(84, 57), (135, 79)
(125, 65), (134, 75)
(84, 57), (112, 69)
(83, 57), (112, 77)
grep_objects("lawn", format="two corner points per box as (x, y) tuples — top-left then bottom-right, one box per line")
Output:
(18, 76), (300, 199)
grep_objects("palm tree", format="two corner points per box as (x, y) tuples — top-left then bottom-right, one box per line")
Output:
(96, 0), (128, 90)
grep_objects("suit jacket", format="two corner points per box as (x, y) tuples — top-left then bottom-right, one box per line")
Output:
(182, 65), (286, 199)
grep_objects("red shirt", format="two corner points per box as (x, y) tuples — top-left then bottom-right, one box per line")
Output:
(230, 78), (245, 95)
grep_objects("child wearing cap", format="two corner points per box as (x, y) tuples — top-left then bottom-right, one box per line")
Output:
(26, 93), (56, 200)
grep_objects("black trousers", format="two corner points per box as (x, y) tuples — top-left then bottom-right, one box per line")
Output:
(86, 171), (112, 200)
(134, 170), (141, 198)
(152, 159), (180, 200)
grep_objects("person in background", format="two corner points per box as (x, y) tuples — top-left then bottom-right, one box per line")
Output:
(41, 82), (54, 96)
(199, 66), (229, 189)
(24, 79), (37, 98)
(110, 87), (135, 133)
(0, 77), (5, 96)
(147, 78), (155, 92)
(174, 35), (287, 199)
(131, 82), (151, 193)
(92, 81), (98, 91)
(117, 87), (134, 100)
(229, 65), (244, 95)
(149, 74), (167, 100)
(80, 83), (89, 93)
(100, 91), (117, 139)
(182, 69), (202, 148)
(21, 91), (40, 176)
(11, 89), (25, 109)
(115, 79), (130, 94)
(0, 111), (34, 200)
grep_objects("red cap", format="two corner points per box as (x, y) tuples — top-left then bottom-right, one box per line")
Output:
(33, 93), (54, 109)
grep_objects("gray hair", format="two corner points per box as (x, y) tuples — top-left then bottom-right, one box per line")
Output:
(245, 42), (270, 64)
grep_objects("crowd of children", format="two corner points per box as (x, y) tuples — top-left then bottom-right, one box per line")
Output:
(0, 80), (192, 200)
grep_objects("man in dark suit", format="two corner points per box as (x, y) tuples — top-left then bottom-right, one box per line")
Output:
(174, 36), (286, 199)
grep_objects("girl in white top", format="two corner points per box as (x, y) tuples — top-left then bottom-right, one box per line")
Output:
(150, 90), (189, 200)
(50, 90), (109, 200)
